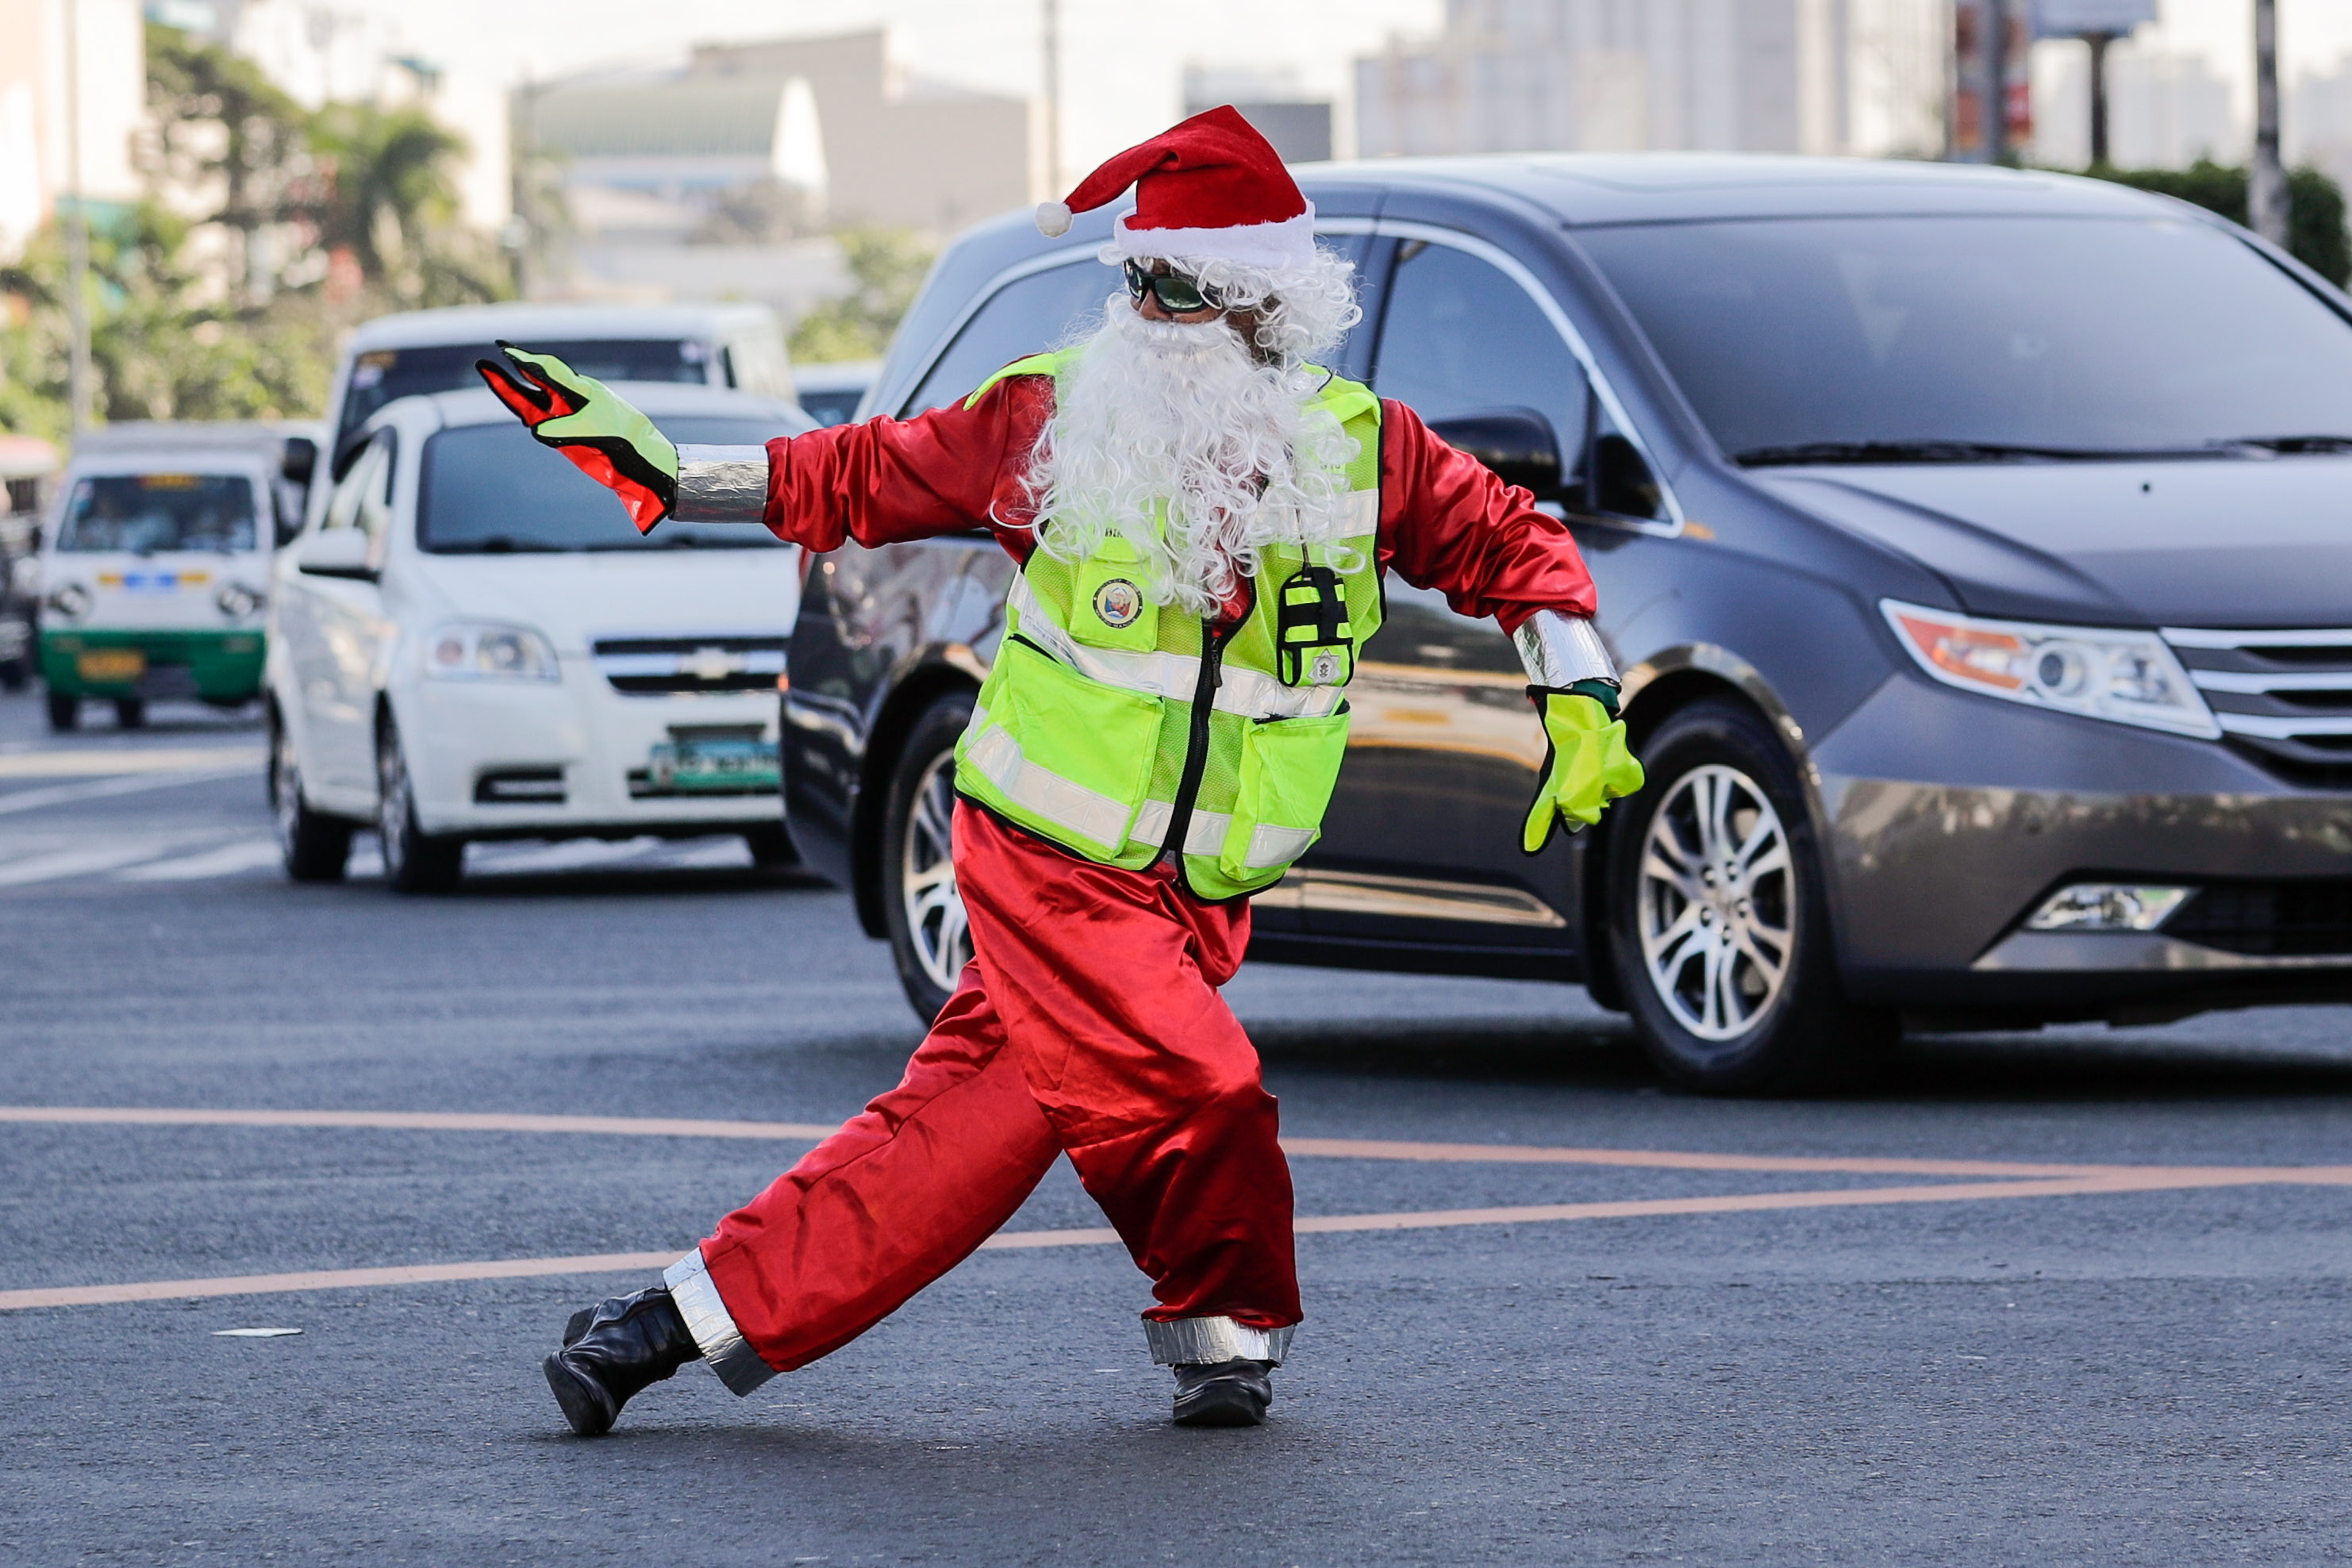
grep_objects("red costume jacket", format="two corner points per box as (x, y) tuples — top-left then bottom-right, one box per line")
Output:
(754, 371), (1597, 631)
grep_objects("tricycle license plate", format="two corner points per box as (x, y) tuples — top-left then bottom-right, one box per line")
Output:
(77, 649), (145, 682)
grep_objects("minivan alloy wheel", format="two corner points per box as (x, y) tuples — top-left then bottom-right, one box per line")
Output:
(900, 748), (970, 999)
(1636, 763), (1794, 1040)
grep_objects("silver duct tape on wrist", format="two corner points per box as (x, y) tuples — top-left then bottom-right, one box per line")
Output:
(663, 1247), (777, 1395)
(671, 444), (771, 524)
(1143, 1316), (1296, 1366)
(1516, 610), (1619, 690)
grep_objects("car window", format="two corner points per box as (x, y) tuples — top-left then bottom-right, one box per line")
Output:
(1372, 240), (1591, 469)
(901, 260), (1114, 415)
(419, 416), (790, 554)
(321, 436), (391, 535)
(1577, 215), (2352, 459)
(338, 338), (712, 449)
(55, 473), (256, 554)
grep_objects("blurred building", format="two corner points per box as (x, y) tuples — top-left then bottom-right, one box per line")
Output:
(2290, 58), (2352, 197)
(1353, 0), (1946, 160)
(523, 30), (1040, 237)
(1183, 66), (1332, 165)
(2032, 40), (2238, 170)
(0, 0), (148, 260)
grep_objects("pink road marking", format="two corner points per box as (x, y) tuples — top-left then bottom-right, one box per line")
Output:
(6, 1167), (2347, 1312)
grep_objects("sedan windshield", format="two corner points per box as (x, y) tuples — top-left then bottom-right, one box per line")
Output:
(57, 473), (256, 553)
(419, 418), (788, 553)
(1576, 215), (2352, 462)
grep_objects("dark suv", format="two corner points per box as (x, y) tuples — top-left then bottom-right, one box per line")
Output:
(782, 153), (2352, 1092)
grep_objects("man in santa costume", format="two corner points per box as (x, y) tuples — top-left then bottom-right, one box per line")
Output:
(481, 106), (1641, 1435)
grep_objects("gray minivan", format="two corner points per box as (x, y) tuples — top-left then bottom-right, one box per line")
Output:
(781, 154), (2352, 1092)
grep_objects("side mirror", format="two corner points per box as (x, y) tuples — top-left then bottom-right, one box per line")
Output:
(294, 528), (377, 582)
(1425, 409), (1562, 499)
(280, 435), (317, 486)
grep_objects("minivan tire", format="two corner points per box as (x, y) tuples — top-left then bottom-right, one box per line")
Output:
(882, 690), (976, 1024)
(1606, 696), (1893, 1094)
(45, 692), (77, 732)
(271, 710), (352, 882)
(377, 712), (463, 894)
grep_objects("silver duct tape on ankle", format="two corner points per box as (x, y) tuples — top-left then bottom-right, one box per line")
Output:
(671, 445), (771, 524)
(663, 1247), (777, 1395)
(1143, 1316), (1295, 1366)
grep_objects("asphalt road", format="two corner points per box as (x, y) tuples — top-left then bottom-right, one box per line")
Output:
(5, 687), (2352, 1566)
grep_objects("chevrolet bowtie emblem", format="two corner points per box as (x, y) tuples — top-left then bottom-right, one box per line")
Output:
(685, 648), (742, 682)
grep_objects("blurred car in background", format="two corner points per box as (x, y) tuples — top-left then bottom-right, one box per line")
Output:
(784, 154), (2352, 1093)
(267, 382), (811, 891)
(298, 303), (794, 532)
(37, 422), (306, 731)
(789, 359), (879, 427)
(0, 432), (56, 691)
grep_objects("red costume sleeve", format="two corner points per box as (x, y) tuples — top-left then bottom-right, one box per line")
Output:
(759, 374), (1054, 560)
(1374, 398), (1598, 633)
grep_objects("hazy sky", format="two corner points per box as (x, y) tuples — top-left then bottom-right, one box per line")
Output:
(296, 0), (2352, 179)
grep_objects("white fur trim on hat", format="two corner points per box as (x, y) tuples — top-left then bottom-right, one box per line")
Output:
(1113, 205), (1317, 271)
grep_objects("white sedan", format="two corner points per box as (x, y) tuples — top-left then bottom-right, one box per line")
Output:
(266, 381), (810, 890)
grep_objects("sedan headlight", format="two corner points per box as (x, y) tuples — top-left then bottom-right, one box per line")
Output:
(422, 622), (561, 682)
(1881, 599), (2218, 738)
(45, 582), (90, 620)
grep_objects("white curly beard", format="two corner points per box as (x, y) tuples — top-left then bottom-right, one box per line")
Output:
(1021, 299), (1362, 618)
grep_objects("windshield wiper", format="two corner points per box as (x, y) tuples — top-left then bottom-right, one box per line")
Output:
(2207, 434), (2352, 455)
(1732, 440), (2177, 467)
(444, 536), (560, 554)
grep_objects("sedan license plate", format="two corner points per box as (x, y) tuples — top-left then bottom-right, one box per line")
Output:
(648, 736), (779, 794)
(77, 648), (145, 682)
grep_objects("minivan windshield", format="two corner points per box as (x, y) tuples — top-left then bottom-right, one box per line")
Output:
(419, 417), (788, 552)
(339, 339), (713, 449)
(1576, 215), (2352, 463)
(56, 473), (257, 553)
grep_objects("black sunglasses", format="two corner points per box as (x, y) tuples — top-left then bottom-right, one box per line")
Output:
(1124, 259), (1224, 315)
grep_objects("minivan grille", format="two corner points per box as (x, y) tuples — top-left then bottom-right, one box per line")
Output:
(2165, 879), (2352, 957)
(2164, 627), (2352, 787)
(592, 636), (786, 696)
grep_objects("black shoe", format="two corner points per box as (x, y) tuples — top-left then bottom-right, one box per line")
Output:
(542, 1286), (701, 1437)
(1171, 1358), (1274, 1427)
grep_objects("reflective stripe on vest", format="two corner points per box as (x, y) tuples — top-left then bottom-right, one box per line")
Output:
(955, 352), (1383, 897)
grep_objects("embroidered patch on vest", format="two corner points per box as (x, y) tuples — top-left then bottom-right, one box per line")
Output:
(1093, 578), (1143, 629)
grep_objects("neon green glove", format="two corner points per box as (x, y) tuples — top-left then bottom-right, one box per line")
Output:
(1520, 682), (1644, 853)
(477, 341), (679, 532)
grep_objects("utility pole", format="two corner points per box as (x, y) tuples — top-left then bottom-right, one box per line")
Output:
(1040, 0), (1063, 197)
(61, 0), (94, 438)
(1984, 0), (2010, 165)
(2250, 0), (2289, 245)
(2086, 31), (2114, 166)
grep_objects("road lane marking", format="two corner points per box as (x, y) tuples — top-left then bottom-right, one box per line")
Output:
(8, 1105), (2346, 1185)
(0, 747), (263, 778)
(0, 843), (181, 886)
(6, 1170), (2337, 1312)
(116, 839), (287, 881)
(0, 1106), (844, 1140)
(0, 767), (254, 820)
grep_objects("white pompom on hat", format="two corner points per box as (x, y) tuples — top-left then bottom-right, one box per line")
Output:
(1031, 105), (1316, 271)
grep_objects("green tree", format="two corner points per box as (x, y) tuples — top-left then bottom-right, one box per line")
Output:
(309, 102), (507, 309)
(790, 227), (937, 363)
(2088, 158), (2351, 286)
(144, 21), (312, 309)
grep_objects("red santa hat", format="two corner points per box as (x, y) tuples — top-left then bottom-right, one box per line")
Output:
(1036, 106), (1315, 272)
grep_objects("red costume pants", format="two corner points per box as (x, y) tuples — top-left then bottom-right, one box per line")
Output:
(690, 802), (1301, 1380)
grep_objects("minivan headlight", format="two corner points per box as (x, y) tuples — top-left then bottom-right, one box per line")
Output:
(1881, 600), (2218, 738)
(423, 622), (560, 682)
(45, 582), (90, 620)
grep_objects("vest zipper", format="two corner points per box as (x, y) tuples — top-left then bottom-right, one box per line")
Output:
(1159, 595), (1247, 871)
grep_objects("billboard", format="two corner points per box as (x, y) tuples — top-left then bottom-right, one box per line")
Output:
(2034, 0), (2158, 37)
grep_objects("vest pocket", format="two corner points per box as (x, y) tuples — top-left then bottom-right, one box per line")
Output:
(1220, 707), (1352, 881)
(1070, 542), (1159, 652)
(970, 636), (1161, 857)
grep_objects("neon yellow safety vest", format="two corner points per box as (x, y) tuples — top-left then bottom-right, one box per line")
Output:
(954, 350), (1384, 901)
